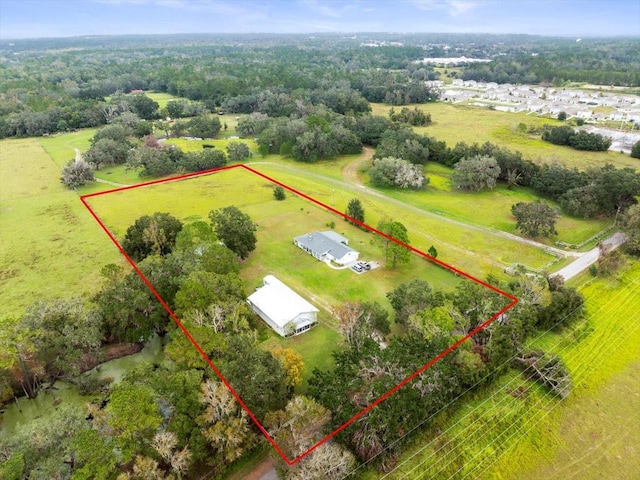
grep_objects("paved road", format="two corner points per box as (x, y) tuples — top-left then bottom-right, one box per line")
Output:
(555, 232), (627, 281)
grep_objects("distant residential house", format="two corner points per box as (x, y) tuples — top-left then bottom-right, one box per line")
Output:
(130, 89), (144, 94)
(247, 275), (318, 337)
(527, 100), (545, 113)
(293, 231), (359, 265)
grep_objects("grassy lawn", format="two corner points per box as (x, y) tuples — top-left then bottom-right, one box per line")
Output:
(145, 91), (178, 109)
(0, 138), (124, 318)
(375, 162), (613, 246)
(258, 322), (341, 393)
(249, 164), (556, 276)
(38, 128), (97, 168)
(164, 136), (259, 155)
(370, 102), (638, 170)
(366, 261), (640, 480)
(85, 166), (465, 299)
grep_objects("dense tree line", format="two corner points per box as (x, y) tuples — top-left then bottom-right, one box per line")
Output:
(541, 125), (612, 152)
(2, 33), (637, 139)
(461, 38), (640, 86)
(0, 35), (437, 139)
(367, 126), (640, 219)
(308, 271), (583, 469)
(0, 206), (314, 478)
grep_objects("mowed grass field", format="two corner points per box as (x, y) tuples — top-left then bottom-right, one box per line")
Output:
(368, 261), (640, 480)
(86, 166), (479, 384)
(370, 162), (612, 247)
(0, 138), (124, 318)
(85, 166), (465, 303)
(164, 136), (259, 156)
(246, 164), (556, 276)
(39, 128), (96, 168)
(371, 102), (639, 170)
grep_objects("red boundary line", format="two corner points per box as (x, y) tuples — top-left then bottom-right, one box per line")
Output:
(81, 164), (518, 466)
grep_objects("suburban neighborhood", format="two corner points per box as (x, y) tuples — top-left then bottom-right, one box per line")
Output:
(437, 79), (640, 151)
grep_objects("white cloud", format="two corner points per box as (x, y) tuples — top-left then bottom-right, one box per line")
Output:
(409, 0), (478, 16)
(299, 0), (342, 18)
(91, 0), (242, 15)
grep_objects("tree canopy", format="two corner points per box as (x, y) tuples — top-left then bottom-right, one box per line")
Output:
(122, 212), (184, 262)
(512, 201), (559, 238)
(451, 155), (501, 191)
(208, 206), (257, 259)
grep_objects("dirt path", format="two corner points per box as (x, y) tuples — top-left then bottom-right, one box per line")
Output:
(94, 177), (130, 188)
(75, 148), (130, 188)
(232, 458), (276, 480)
(342, 145), (374, 185)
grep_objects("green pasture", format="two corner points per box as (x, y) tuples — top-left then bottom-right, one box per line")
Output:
(369, 261), (640, 480)
(144, 91), (178, 109)
(39, 130), (141, 187)
(250, 164), (556, 275)
(0, 138), (124, 318)
(517, 360), (640, 480)
(502, 261), (640, 479)
(370, 102), (638, 170)
(85, 166), (464, 299)
(164, 136), (259, 155)
(258, 322), (341, 393)
(433, 67), (461, 84)
(86, 164), (556, 280)
(375, 162), (612, 246)
(38, 128), (97, 168)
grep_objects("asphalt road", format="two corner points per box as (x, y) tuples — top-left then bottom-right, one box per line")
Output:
(555, 232), (627, 281)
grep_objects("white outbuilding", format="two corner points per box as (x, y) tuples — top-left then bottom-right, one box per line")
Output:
(247, 275), (318, 337)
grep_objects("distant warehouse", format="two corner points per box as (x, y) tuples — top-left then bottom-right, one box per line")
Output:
(247, 275), (318, 337)
(293, 231), (359, 265)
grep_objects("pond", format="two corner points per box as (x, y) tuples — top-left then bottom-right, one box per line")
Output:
(0, 335), (166, 439)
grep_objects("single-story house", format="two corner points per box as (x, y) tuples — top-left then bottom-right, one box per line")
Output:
(293, 231), (360, 265)
(247, 275), (318, 337)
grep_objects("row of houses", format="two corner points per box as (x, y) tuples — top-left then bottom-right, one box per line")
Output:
(442, 80), (640, 125)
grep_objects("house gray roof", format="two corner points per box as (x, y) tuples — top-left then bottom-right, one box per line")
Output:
(294, 231), (355, 261)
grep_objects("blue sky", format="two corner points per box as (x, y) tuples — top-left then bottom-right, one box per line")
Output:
(1, 0), (639, 39)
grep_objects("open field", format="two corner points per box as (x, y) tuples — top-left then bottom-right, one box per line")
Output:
(371, 102), (639, 170)
(85, 166), (465, 304)
(433, 67), (461, 84)
(365, 261), (640, 480)
(144, 91), (178, 109)
(370, 162), (612, 247)
(247, 164), (556, 276)
(164, 136), (259, 155)
(0, 138), (124, 318)
(517, 360), (640, 480)
(38, 128), (97, 168)
(45, 116), (617, 252)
